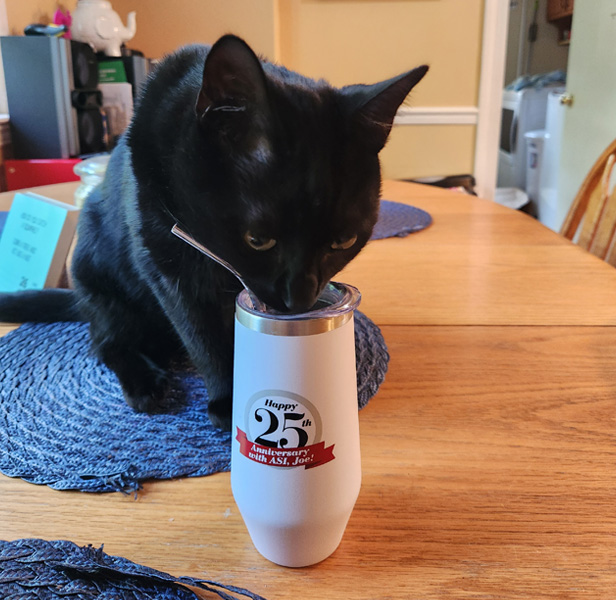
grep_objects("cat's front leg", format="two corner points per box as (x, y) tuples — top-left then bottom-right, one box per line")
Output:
(181, 315), (235, 430)
(81, 294), (183, 413)
(152, 281), (236, 430)
(198, 359), (234, 431)
(173, 313), (235, 430)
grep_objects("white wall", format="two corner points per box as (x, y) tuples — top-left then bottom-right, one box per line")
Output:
(555, 0), (616, 229)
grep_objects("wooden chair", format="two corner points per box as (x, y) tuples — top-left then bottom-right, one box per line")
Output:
(560, 138), (616, 266)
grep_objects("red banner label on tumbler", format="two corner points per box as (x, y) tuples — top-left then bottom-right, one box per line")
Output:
(236, 428), (335, 469)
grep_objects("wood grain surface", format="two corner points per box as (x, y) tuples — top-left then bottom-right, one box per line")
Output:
(1, 181), (616, 599)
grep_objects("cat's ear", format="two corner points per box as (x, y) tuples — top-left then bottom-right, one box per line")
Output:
(196, 34), (268, 121)
(343, 65), (429, 152)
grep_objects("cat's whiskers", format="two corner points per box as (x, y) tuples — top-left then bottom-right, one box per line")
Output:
(156, 198), (202, 247)
(211, 105), (246, 113)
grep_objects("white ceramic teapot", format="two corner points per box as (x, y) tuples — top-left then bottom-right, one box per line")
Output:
(71, 0), (136, 57)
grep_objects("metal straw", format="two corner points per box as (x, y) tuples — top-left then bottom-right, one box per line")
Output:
(171, 224), (267, 311)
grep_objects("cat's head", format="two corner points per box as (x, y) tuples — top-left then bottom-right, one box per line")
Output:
(183, 35), (427, 312)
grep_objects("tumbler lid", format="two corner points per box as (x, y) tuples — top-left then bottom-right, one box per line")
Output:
(236, 282), (361, 336)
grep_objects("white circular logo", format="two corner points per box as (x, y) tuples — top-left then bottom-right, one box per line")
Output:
(244, 390), (322, 449)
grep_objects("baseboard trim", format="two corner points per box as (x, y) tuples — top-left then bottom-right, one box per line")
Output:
(394, 106), (479, 126)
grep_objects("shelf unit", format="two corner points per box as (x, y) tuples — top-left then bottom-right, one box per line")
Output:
(547, 0), (573, 45)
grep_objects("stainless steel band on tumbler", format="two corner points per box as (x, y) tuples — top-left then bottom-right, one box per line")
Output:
(235, 282), (361, 337)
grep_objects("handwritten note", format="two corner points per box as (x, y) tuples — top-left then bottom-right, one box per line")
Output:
(0, 192), (79, 292)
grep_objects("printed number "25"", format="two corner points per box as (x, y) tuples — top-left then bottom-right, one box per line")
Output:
(254, 409), (308, 448)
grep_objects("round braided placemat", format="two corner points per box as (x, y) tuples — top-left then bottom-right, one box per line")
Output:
(0, 538), (268, 599)
(0, 198), (425, 493)
(371, 200), (432, 240)
(0, 311), (388, 493)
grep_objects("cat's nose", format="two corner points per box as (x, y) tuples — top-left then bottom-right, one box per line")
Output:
(283, 274), (319, 313)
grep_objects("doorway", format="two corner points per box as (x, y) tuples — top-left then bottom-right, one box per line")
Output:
(494, 0), (570, 220)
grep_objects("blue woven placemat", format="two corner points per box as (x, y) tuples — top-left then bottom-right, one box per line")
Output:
(371, 200), (431, 240)
(0, 199), (424, 493)
(0, 538), (268, 599)
(0, 200), (429, 246)
(0, 311), (388, 493)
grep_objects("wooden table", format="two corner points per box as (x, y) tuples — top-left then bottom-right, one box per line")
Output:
(2, 180), (616, 598)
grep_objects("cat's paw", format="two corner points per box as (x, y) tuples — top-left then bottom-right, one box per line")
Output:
(121, 364), (171, 413)
(123, 388), (169, 413)
(207, 396), (232, 431)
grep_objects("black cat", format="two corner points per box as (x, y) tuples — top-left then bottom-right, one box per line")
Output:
(0, 35), (427, 430)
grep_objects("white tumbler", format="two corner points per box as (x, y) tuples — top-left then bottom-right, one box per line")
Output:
(231, 282), (362, 567)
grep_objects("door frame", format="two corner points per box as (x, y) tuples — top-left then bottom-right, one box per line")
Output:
(0, 0), (8, 114)
(474, 0), (510, 199)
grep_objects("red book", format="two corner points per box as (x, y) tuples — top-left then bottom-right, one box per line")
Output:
(5, 158), (81, 191)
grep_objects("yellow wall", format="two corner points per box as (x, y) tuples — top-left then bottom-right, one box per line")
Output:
(274, 0), (483, 179)
(382, 124), (476, 181)
(6, 0), (484, 180)
(117, 0), (277, 59)
(5, 1), (72, 35)
(4, 0), (276, 57)
(277, 0), (482, 106)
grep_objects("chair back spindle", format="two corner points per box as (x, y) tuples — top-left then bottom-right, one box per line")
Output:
(560, 139), (616, 266)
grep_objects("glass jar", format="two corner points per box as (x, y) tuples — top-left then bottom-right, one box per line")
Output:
(73, 154), (110, 208)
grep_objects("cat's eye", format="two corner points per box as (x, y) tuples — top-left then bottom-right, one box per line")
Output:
(244, 232), (277, 251)
(331, 234), (358, 251)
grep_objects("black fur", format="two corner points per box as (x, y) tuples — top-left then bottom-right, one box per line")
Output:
(0, 35), (427, 430)
(0, 288), (80, 322)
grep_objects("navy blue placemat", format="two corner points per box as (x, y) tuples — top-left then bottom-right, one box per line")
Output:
(0, 538), (268, 600)
(0, 312), (388, 493)
(0, 199), (423, 493)
(371, 200), (432, 240)
(0, 201), (428, 245)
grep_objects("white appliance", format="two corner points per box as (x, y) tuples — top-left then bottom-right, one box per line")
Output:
(497, 86), (564, 191)
(537, 90), (567, 231)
